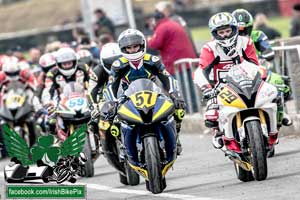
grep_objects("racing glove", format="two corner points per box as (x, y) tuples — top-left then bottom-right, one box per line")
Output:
(170, 92), (185, 109)
(44, 101), (56, 116)
(201, 84), (214, 100)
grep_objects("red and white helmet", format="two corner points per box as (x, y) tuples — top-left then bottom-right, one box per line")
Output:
(2, 56), (20, 78)
(39, 53), (56, 72)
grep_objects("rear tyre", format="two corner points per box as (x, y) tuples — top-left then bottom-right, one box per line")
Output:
(119, 173), (129, 185)
(234, 162), (254, 182)
(144, 136), (165, 194)
(26, 121), (37, 147)
(245, 120), (268, 181)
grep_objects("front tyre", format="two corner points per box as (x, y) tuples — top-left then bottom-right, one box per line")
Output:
(245, 120), (268, 181)
(83, 135), (94, 177)
(144, 136), (165, 194)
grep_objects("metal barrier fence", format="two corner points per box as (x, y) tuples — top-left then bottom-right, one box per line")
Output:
(174, 58), (202, 114)
(272, 45), (300, 114)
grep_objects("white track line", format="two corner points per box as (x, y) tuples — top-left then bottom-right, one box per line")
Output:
(0, 171), (226, 200)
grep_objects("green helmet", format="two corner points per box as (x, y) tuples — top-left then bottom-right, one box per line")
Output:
(232, 9), (254, 36)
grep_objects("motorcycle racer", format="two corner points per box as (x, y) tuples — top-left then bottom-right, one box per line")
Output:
(36, 53), (57, 99)
(42, 47), (89, 135)
(88, 42), (124, 172)
(193, 12), (259, 148)
(106, 28), (185, 155)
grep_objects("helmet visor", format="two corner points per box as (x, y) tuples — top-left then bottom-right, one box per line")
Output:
(59, 61), (75, 70)
(119, 35), (144, 49)
(6, 71), (19, 77)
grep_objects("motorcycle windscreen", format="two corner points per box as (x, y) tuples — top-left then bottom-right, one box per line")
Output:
(225, 63), (263, 108)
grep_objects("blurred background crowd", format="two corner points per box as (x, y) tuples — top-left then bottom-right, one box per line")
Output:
(0, 0), (298, 73)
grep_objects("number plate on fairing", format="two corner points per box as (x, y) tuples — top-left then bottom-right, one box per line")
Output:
(129, 91), (158, 109)
(217, 87), (247, 108)
(65, 97), (87, 111)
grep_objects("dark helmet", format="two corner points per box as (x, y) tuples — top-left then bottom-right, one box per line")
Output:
(232, 9), (254, 36)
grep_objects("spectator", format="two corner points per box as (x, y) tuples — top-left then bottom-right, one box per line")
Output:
(155, 1), (198, 56)
(72, 27), (87, 43)
(172, 0), (194, 11)
(254, 13), (281, 40)
(93, 8), (115, 38)
(28, 48), (42, 72)
(98, 33), (115, 50)
(77, 35), (100, 59)
(7, 46), (26, 62)
(290, 3), (300, 37)
(147, 5), (198, 112)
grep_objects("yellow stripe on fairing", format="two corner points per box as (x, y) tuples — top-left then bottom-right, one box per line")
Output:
(128, 163), (148, 179)
(258, 109), (266, 124)
(152, 100), (173, 121)
(118, 105), (143, 123)
(236, 112), (242, 128)
(162, 160), (175, 176)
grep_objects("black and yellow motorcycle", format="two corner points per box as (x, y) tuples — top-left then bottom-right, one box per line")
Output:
(102, 79), (178, 194)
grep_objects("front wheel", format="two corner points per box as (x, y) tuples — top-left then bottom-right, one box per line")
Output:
(245, 120), (268, 181)
(144, 136), (165, 194)
(83, 135), (94, 177)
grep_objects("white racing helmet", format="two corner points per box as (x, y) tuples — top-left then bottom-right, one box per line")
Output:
(55, 47), (79, 76)
(118, 29), (146, 62)
(208, 12), (239, 49)
(100, 42), (122, 74)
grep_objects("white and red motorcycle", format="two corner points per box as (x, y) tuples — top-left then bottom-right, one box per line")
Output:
(216, 61), (279, 182)
(54, 82), (97, 177)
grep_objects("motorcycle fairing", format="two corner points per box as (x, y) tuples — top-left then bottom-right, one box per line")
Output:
(254, 82), (278, 108)
(217, 86), (247, 109)
(129, 90), (158, 110)
(118, 96), (174, 124)
(0, 99), (32, 122)
(118, 101), (143, 124)
(121, 117), (177, 179)
(152, 97), (174, 123)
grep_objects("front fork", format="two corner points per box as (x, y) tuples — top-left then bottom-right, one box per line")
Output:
(234, 110), (277, 151)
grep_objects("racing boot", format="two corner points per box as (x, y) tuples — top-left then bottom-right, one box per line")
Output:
(282, 112), (293, 126)
(212, 129), (224, 149)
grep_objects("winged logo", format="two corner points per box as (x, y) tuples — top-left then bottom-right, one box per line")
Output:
(3, 124), (87, 166)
